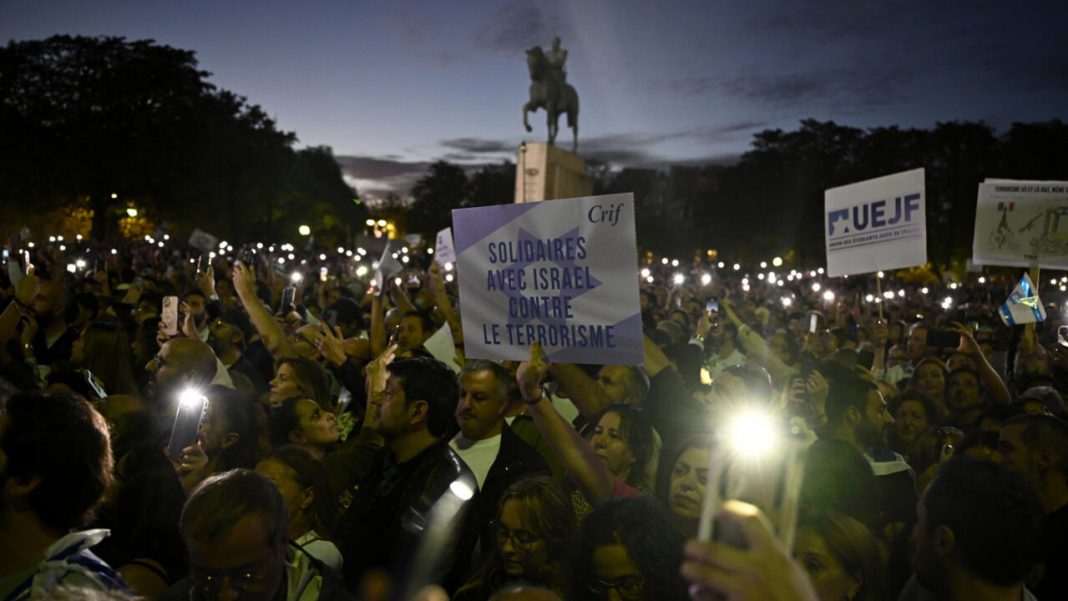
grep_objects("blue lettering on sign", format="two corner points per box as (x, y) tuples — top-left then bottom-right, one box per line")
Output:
(828, 193), (921, 236)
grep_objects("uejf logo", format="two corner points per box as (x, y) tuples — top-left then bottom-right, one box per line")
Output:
(828, 193), (922, 236)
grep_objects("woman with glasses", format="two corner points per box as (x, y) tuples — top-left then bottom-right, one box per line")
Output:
(567, 496), (688, 601)
(454, 476), (574, 601)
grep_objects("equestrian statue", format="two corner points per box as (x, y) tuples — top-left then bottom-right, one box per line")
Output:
(523, 36), (580, 152)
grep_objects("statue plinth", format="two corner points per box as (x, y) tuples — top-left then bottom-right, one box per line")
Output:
(514, 142), (592, 203)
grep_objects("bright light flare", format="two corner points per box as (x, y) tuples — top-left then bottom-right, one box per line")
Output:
(290, 272), (303, 283)
(673, 273), (685, 285)
(725, 410), (780, 458)
(701, 273), (712, 286)
(178, 388), (207, 408)
(823, 290), (835, 302)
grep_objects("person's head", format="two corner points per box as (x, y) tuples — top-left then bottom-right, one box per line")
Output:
(567, 496), (688, 601)
(889, 393), (938, 451)
(326, 298), (364, 338)
(707, 363), (774, 409)
(183, 290), (208, 324)
(181, 469), (289, 601)
(198, 387), (263, 471)
(146, 337), (218, 401)
(910, 426), (964, 477)
(456, 360), (513, 441)
(997, 413), (1068, 507)
(378, 356), (459, 439)
(1014, 386), (1066, 417)
(945, 351), (978, 373)
(397, 310), (434, 352)
(0, 393), (113, 533)
(909, 358), (947, 402)
(268, 398), (339, 453)
(661, 436), (713, 527)
(885, 344), (907, 369)
(254, 446), (331, 539)
(208, 309), (253, 356)
(72, 319), (138, 396)
(32, 280), (72, 325)
(946, 367), (982, 420)
(824, 377), (893, 449)
(914, 458), (1042, 595)
(905, 322), (931, 361)
(801, 439), (880, 532)
(492, 476), (575, 581)
(268, 358), (330, 407)
(595, 365), (648, 406)
(590, 404), (653, 487)
(108, 442), (185, 559)
(795, 508), (888, 601)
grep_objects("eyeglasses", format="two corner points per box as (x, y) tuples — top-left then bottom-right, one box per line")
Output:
(189, 549), (279, 600)
(588, 574), (644, 599)
(491, 520), (541, 550)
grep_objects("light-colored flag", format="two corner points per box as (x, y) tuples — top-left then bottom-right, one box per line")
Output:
(999, 273), (1047, 326)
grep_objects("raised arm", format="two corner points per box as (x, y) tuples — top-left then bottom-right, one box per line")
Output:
(518, 342), (616, 502)
(232, 262), (297, 360)
(547, 362), (612, 420)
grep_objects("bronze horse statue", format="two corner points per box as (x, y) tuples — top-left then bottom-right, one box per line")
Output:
(523, 46), (579, 152)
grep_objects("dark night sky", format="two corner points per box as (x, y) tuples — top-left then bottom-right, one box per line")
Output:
(3, 0), (1066, 200)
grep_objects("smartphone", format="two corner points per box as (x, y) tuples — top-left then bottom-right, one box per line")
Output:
(167, 390), (208, 457)
(319, 266), (328, 282)
(280, 287), (296, 314)
(195, 256), (202, 276)
(706, 299), (719, 315)
(2, 249), (8, 263)
(808, 314), (819, 334)
(161, 296), (179, 336)
(84, 369), (107, 399)
(321, 309), (338, 334)
(388, 324), (400, 346)
(22, 250), (32, 272)
(241, 249), (255, 267)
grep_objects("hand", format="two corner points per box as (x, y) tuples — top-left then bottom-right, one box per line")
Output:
(231, 262), (257, 298)
(197, 264), (216, 298)
(174, 442), (209, 494)
(681, 501), (819, 601)
(806, 369), (829, 417)
(516, 341), (550, 400)
(695, 312), (712, 339)
(316, 324), (348, 367)
(14, 267), (39, 307)
(179, 301), (198, 338)
(870, 319), (888, 347)
(366, 343), (397, 400)
(949, 322), (981, 356)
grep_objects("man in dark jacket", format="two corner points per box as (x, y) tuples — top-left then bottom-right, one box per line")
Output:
(450, 360), (548, 557)
(333, 356), (476, 590)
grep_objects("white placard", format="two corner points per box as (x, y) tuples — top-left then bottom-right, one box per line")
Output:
(972, 179), (1068, 269)
(824, 168), (926, 277)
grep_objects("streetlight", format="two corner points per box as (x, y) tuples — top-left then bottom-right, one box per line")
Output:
(298, 225), (311, 236)
(126, 208), (138, 218)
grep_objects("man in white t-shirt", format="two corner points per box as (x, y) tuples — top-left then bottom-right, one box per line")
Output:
(450, 361), (547, 554)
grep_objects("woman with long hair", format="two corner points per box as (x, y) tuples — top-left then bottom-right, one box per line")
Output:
(268, 397), (340, 461)
(72, 318), (139, 396)
(255, 445), (342, 570)
(794, 508), (889, 601)
(567, 496), (689, 601)
(267, 357), (331, 407)
(454, 476), (574, 600)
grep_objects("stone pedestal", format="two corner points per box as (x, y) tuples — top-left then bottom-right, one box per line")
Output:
(514, 142), (592, 203)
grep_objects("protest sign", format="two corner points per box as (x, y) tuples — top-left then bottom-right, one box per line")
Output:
(434, 227), (457, 266)
(972, 179), (1068, 269)
(824, 168), (926, 277)
(188, 228), (218, 253)
(423, 323), (460, 373)
(373, 242), (403, 291)
(453, 193), (643, 364)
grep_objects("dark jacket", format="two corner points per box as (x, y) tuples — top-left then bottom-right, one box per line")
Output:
(334, 438), (476, 590)
(464, 423), (549, 559)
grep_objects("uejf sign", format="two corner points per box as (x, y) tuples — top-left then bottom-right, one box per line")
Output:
(824, 168), (927, 277)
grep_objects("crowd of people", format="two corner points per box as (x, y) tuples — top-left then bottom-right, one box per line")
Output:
(1, 234), (1067, 601)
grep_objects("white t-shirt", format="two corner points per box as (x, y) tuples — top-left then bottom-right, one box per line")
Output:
(449, 433), (502, 490)
(294, 530), (342, 572)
